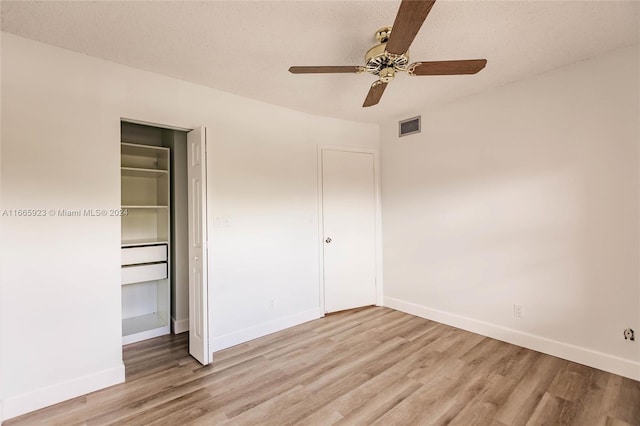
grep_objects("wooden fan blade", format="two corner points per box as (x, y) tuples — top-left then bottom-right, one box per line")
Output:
(363, 81), (388, 107)
(385, 0), (436, 55)
(289, 66), (363, 74)
(409, 59), (487, 75)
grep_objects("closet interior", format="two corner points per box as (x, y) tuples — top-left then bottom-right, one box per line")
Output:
(120, 121), (189, 345)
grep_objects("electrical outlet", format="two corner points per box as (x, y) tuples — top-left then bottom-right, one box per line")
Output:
(514, 304), (524, 318)
(268, 299), (274, 310)
(623, 328), (635, 341)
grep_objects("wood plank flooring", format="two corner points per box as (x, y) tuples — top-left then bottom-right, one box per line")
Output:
(5, 307), (640, 425)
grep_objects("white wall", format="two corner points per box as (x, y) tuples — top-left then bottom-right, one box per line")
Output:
(0, 33), (378, 421)
(382, 45), (640, 380)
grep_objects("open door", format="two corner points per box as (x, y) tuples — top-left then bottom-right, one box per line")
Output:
(187, 126), (210, 365)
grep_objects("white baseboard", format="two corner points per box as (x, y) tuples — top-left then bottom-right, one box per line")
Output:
(384, 296), (640, 381)
(172, 317), (189, 334)
(211, 308), (322, 352)
(2, 363), (125, 422)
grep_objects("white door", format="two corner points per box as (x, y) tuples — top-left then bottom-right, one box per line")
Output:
(321, 149), (377, 313)
(187, 127), (210, 365)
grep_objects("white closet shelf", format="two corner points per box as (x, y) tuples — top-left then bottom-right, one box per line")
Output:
(121, 238), (169, 247)
(121, 167), (169, 177)
(121, 142), (170, 152)
(120, 139), (171, 345)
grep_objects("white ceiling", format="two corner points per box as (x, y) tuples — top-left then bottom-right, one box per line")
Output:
(1, 1), (638, 123)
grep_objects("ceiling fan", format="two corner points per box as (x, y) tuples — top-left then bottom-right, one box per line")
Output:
(288, 0), (487, 108)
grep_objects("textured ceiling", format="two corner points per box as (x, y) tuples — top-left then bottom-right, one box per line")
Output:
(1, 1), (638, 123)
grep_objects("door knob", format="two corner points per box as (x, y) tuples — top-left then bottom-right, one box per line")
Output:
(194, 256), (199, 261)
(325, 237), (332, 243)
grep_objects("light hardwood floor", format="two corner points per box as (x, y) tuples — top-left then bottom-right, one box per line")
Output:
(5, 307), (640, 425)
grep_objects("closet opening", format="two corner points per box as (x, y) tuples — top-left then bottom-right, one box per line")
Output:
(120, 121), (190, 347)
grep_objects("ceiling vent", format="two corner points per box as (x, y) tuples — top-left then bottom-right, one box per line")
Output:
(399, 116), (421, 137)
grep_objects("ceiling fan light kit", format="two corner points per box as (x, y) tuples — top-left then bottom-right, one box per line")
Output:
(288, 0), (487, 108)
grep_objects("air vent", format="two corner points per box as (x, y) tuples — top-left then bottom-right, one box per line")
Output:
(399, 116), (421, 137)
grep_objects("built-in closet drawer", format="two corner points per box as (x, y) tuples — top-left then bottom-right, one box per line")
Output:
(121, 245), (167, 266)
(121, 263), (167, 285)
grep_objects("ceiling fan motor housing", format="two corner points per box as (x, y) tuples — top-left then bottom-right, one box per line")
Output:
(364, 27), (409, 80)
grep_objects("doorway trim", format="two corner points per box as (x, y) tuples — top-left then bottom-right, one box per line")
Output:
(317, 144), (383, 315)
